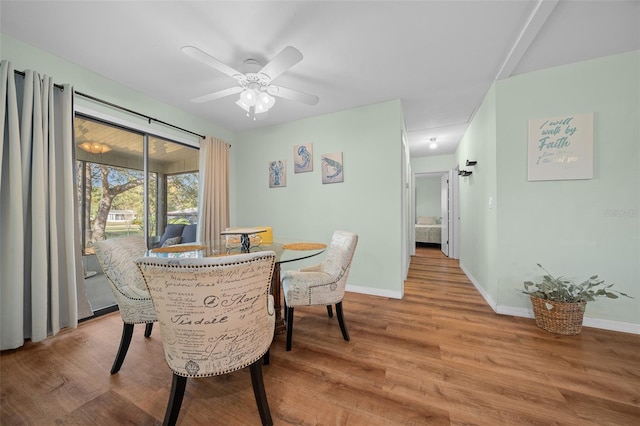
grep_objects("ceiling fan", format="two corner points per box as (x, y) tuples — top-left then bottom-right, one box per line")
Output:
(181, 45), (319, 120)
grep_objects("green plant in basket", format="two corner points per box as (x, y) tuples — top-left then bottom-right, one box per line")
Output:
(521, 264), (633, 335)
(521, 263), (633, 303)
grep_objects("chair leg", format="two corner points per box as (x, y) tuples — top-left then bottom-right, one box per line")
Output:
(163, 374), (187, 426)
(249, 359), (273, 426)
(263, 350), (270, 366)
(111, 323), (134, 374)
(326, 305), (333, 318)
(144, 322), (154, 338)
(335, 302), (350, 341)
(286, 307), (294, 351)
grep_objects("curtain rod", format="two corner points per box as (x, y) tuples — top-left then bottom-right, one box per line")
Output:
(74, 92), (205, 139)
(13, 69), (65, 90)
(13, 69), (206, 140)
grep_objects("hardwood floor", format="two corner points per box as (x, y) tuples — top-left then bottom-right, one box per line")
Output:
(2, 246), (639, 425)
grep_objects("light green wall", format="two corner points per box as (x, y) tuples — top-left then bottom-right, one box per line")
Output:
(415, 177), (441, 218)
(456, 85), (499, 303)
(234, 100), (406, 296)
(458, 51), (639, 328)
(496, 51), (639, 325)
(0, 33), (234, 145)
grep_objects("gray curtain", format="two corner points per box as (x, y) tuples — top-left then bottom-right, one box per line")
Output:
(0, 60), (92, 350)
(197, 136), (230, 250)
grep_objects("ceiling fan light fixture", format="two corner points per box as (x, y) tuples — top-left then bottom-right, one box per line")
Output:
(259, 92), (275, 109)
(237, 89), (275, 119)
(240, 88), (257, 106)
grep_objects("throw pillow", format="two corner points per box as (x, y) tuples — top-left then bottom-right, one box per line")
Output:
(162, 236), (182, 247)
(159, 223), (186, 246)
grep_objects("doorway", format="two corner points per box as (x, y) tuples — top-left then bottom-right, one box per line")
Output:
(413, 170), (459, 259)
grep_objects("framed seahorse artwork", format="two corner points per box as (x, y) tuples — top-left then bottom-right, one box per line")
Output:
(294, 143), (313, 173)
(321, 152), (343, 184)
(269, 160), (286, 188)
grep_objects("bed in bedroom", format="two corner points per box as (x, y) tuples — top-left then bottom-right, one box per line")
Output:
(415, 216), (442, 244)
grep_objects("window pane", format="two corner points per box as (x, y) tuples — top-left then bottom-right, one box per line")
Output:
(148, 136), (199, 245)
(167, 172), (199, 225)
(75, 116), (144, 254)
(75, 116), (199, 313)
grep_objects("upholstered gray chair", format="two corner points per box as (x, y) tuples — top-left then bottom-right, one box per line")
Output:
(136, 251), (276, 426)
(92, 235), (157, 374)
(281, 230), (358, 351)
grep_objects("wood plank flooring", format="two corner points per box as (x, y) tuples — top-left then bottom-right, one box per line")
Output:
(2, 246), (639, 425)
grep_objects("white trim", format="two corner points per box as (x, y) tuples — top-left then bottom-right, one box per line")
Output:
(74, 104), (200, 148)
(401, 130), (409, 284)
(581, 317), (640, 335)
(497, 305), (640, 335)
(346, 284), (403, 300)
(450, 165), (460, 259)
(460, 262), (498, 310)
(460, 263), (640, 335)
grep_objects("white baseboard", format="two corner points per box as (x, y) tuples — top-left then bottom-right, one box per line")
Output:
(497, 305), (640, 334)
(459, 262), (640, 335)
(346, 284), (403, 299)
(459, 262), (498, 310)
(581, 317), (640, 334)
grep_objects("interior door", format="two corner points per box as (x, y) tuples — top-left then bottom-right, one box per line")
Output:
(440, 173), (449, 256)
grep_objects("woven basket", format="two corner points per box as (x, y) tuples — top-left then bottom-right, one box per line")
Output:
(530, 296), (586, 335)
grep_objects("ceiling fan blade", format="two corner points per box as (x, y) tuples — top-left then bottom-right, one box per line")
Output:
(268, 85), (319, 106)
(190, 86), (243, 103)
(181, 46), (245, 81)
(258, 46), (303, 81)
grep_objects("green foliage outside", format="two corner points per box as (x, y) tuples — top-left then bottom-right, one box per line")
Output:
(80, 162), (199, 246)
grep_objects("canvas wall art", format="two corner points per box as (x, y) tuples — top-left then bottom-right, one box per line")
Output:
(528, 112), (594, 181)
(321, 152), (343, 184)
(269, 160), (286, 188)
(294, 143), (313, 173)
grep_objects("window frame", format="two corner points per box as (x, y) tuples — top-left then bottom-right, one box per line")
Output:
(74, 110), (200, 253)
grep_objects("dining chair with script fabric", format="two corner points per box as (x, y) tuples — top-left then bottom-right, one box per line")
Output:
(92, 235), (157, 374)
(281, 230), (358, 351)
(136, 251), (276, 426)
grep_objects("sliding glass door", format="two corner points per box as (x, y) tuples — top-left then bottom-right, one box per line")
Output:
(75, 115), (199, 312)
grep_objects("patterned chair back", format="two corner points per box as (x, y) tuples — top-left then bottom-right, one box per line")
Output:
(93, 235), (148, 293)
(93, 235), (156, 323)
(319, 230), (358, 291)
(136, 251), (276, 377)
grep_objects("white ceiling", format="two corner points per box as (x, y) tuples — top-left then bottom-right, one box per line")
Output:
(1, 1), (638, 157)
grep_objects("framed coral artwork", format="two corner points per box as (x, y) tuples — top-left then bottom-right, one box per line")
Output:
(321, 152), (343, 184)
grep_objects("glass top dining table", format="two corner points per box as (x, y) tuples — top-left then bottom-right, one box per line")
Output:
(146, 238), (327, 334)
(147, 239), (325, 262)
